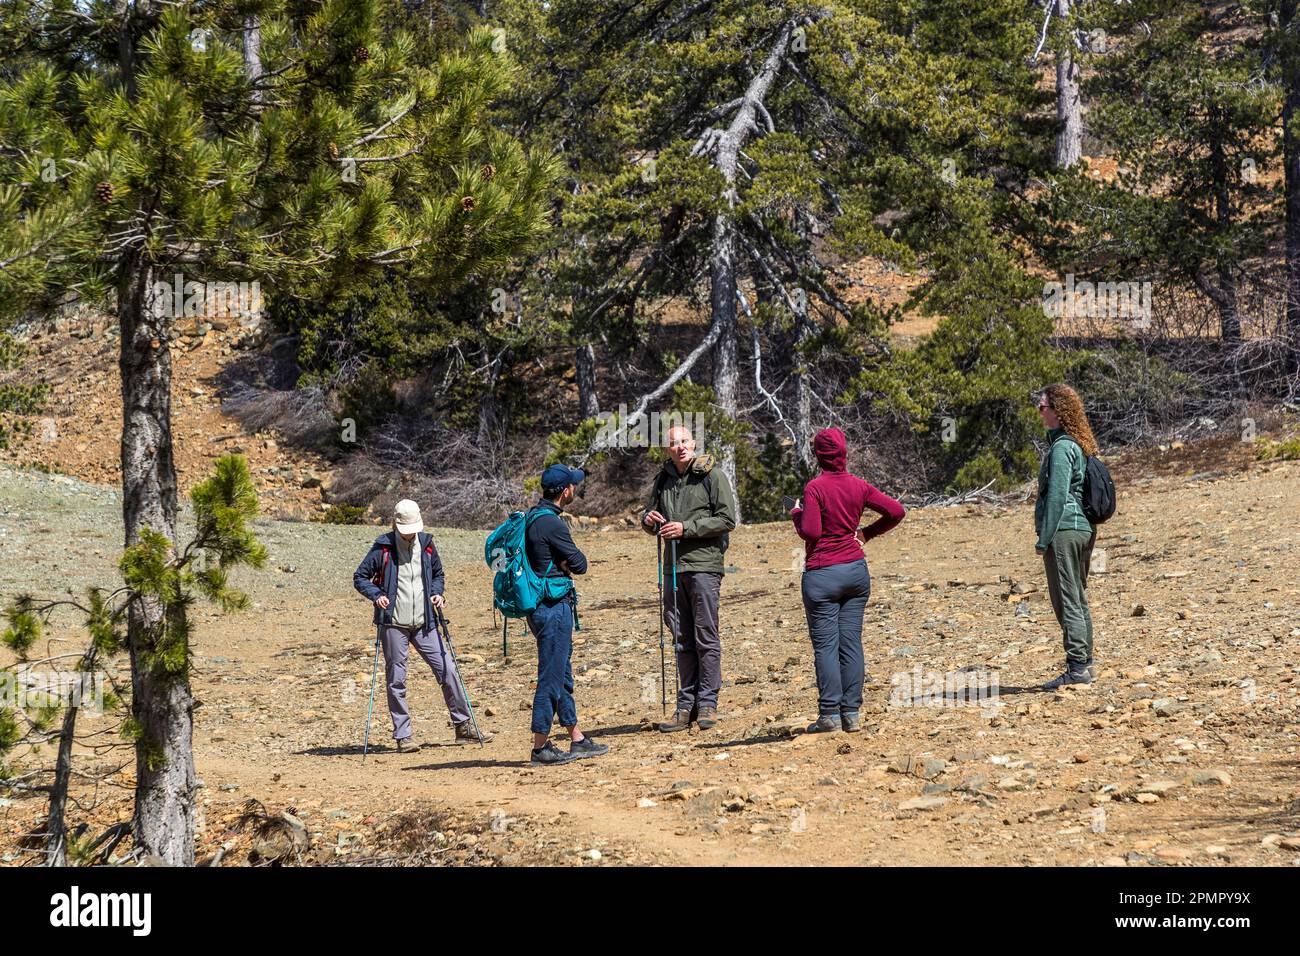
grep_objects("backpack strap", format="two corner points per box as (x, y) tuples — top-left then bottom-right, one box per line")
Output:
(372, 542), (391, 588)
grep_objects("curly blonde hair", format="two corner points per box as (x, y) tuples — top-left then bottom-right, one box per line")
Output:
(1041, 383), (1099, 457)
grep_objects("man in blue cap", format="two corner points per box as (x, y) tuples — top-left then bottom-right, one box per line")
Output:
(523, 464), (609, 764)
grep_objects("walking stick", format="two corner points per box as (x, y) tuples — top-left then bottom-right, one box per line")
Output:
(362, 633), (381, 761)
(657, 533), (666, 715)
(435, 607), (485, 750)
(670, 538), (680, 702)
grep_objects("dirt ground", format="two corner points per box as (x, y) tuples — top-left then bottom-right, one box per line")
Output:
(2, 440), (1299, 867)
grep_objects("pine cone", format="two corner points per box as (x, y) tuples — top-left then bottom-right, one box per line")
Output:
(460, 196), (476, 212)
(480, 163), (496, 182)
(354, 46), (370, 63)
(95, 181), (114, 203)
(328, 142), (339, 160)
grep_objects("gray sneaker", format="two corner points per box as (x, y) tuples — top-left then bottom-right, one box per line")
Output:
(568, 735), (608, 759)
(1043, 663), (1094, 690)
(531, 741), (575, 765)
(805, 715), (841, 734)
(841, 712), (862, 733)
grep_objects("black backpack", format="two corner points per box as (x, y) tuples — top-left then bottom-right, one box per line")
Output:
(1050, 437), (1116, 525)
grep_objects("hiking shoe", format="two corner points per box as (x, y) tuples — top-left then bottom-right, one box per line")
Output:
(1085, 658), (1098, 680)
(696, 707), (718, 730)
(568, 736), (608, 759)
(454, 720), (492, 744)
(805, 715), (841, 734)
(841, 712), (861, 733)
(1043, 664), (1094, 690)
(658, 709), (693, 733)
(395, 737), (421, 753)
(531, 742), (575, 765)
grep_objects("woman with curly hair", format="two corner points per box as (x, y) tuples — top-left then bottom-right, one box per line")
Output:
(1034, 384), (1100, 689)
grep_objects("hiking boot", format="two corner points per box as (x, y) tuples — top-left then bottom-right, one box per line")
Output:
(696, 707), (718, 730)
(841, 712), (862, 733)
(1043, 662), (1094, 691)
(568, 735), (608, 759)
(531, 741), (575, 765)
(454, 720), (492, 744)
(395, 737), (421, 753)
(1085, 658), (1098, 680)
(658, 709), (693, 733)
(805, 715), (841, 734)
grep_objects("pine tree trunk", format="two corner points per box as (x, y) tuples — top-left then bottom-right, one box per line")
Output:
(1209, 114), (1241, 342)
(698, 16), (816, 520)
(45, 641), (100, 867)
(709, 212), (740, 512)
(243, 17), (263, 105)
(1054, 0), (1082, 170)
(792, 314), (814, 470)
(118, 257), (194, 866)
(576, 341), (600, 419)
(1285, 1), (1300, 371)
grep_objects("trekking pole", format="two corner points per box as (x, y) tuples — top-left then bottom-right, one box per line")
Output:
(502, 617), (509, 659)
(436, 608), (485, 750)
(670, 538), (680, 702)
(657, 532), (666, 715)
(362, 633), (381, 761)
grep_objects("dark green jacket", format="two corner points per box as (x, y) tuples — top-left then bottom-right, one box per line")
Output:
(642, 453), (738, 574)
(1034, 428), (1094, 551)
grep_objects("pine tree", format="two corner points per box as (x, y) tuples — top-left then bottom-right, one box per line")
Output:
(0, 1), (552, 863)
(496, 0), (1060, 498)
(1048, 0), (1276, 344)
(2, 454), (265, 865)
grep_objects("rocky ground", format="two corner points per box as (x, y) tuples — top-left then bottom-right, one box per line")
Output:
(2, 436), (1300, 866)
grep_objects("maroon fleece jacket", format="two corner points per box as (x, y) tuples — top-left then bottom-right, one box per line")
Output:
(791, 428), (906, 570)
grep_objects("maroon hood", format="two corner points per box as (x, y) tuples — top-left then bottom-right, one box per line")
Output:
(813, 427), (847, 472)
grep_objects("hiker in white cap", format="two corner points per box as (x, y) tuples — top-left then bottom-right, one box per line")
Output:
(353, 499), (491, 751)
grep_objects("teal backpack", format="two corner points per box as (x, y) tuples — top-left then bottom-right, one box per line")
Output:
(484, 508), (573, 618)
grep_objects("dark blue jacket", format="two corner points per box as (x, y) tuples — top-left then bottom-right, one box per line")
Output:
(524, 500), (587, 581)
(353, 531), (445, 627)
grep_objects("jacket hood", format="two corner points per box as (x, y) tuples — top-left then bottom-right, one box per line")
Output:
(813, 428), (847, 472)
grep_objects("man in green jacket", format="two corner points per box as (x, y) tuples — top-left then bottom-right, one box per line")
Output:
(643, 424), (738, 732)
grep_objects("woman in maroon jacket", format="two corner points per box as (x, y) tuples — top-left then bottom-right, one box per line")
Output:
(791, 428), (905, 733)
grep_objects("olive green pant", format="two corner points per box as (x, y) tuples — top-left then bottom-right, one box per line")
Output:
(1042, 529), (1096, 665)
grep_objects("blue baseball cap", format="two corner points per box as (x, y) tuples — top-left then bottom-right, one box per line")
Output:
(541, 463), (585, 492)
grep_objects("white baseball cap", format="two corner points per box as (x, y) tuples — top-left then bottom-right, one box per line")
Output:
(393, 499), (423, 535)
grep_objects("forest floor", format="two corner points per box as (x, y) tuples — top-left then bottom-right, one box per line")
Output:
(2, 439), (1300, 866)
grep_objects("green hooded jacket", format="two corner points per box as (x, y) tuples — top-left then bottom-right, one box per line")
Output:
(1034, 428), (1094, 551)
(642, 453), (738, 574)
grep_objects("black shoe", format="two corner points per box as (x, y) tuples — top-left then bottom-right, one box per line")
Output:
(569, 736), (608, 759)
(531, 741), (575, 765)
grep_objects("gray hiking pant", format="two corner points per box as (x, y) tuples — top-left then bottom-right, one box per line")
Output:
(801, 559), (871, 717)
(380, 623), (470, 740)
(1043, 529), (1096, 666)
(663, 571), (723, 712)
